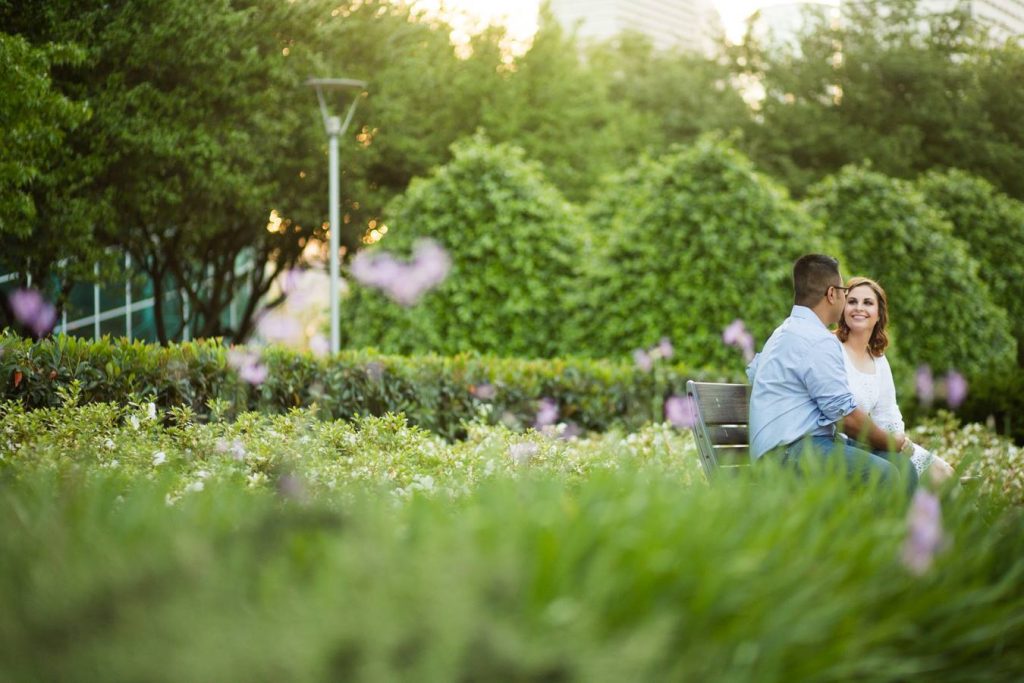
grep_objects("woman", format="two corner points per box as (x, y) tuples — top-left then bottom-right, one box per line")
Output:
(836, 277), (954, 485)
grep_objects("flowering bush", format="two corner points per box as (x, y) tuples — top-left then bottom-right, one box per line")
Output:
(913, 411), (1024, 506)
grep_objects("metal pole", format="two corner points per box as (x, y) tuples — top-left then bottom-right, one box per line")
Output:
(328, 115), (341, 354)
(125, 252), (132, 341)
(94, 263), (101, 339)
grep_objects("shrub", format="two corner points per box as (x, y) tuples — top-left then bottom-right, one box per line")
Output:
(917, 169), (1024, 364)
(0, 332), (737, 439)
(806, 166), (1017, 377)
(575, 136), (840, 367)
(340, 134), (585, 358)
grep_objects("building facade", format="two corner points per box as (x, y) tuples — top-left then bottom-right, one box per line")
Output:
(547, 0), (723, 53)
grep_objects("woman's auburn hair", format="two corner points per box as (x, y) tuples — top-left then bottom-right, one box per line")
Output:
(836, 276), (889, 358)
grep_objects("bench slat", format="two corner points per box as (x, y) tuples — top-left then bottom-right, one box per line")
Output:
(706, 425), (749, 446)
(686, 381), (751, 482)
(688, 382), (750, 424)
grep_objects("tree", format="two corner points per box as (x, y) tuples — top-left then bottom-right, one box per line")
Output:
(2, 0), (340, 341)
(732, 0), (1024, 200)
(0, 30), (105, 296)
(478, 8), (646, 202)
(585, 31), (751, 152)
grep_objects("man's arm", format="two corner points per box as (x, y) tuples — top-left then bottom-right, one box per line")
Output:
(840, 407), (908, 453)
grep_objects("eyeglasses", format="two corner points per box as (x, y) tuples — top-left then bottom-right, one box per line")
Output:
(827, 284), (850, 297)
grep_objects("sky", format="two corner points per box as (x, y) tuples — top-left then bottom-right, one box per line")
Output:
(413, 0), (791, 46)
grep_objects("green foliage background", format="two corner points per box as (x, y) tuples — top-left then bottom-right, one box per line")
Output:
(806, 166), (1017, 376)
(573, 136), (839, 367)
(341, 135), (584, 358)
(917, 169), (1024, 364)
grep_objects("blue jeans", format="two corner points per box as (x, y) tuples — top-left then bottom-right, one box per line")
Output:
(775, 435), (918, 496)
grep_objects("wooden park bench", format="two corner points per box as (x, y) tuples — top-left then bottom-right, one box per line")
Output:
(685, 380), (751, 482)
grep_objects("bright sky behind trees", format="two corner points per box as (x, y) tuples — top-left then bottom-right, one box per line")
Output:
(412, 0), (825, 45)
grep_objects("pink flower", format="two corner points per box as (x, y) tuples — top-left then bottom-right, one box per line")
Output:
(633, 348), (653, 372)
(722, 319), (755, 362)
(901, 489), (944, 575)
(227, 348), (268, 385)
(535, 398), (559, 428)
(944, 370), (968, 409)
(916, 365), (934, 406)
(9, 288), (57, 337)
(665, 395), (697, 429)
(349, 239), (451, 306)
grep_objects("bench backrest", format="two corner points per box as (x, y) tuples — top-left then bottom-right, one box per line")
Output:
(685, 380), (751, 481)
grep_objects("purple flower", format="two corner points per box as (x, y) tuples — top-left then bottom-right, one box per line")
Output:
(633, 348), (653, 373)
(256, 310), (304, 346)
(665, 395), (697, 429)
(309, 334), (330, 358)
(916, 365), (934, 406)
(227, 348), (268, 385)
(655, 337), (674, 360)
(901, 489), (944, 576)
(349, 239), (451, 306)
(535, 398), (559, 428)
(944, 370), (968, 409)
(9, 288), (57, 337)
(722, 319), (755, 362)
(558, 421), (582, 441)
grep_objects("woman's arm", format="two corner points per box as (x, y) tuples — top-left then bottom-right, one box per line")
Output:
(873, 355), (906, 433)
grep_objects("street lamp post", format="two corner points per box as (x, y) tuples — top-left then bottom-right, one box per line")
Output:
(306, 77), (367, 354)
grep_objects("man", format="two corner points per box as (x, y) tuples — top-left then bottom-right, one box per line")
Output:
(747, 254), (917, 492)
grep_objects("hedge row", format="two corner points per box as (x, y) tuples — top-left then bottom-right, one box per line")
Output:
(0, 333), (738, 439)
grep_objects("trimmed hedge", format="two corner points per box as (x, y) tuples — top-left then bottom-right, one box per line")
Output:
(0, 332), (737, 440)
(575, 136), (840, 367)
(340, 134), (585, 358)
(917, 169), (1024, 364)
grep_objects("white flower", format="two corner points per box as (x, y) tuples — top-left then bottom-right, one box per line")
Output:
(152, 451), (167, 466)
(104, 438), (115, 450)
(186, 481), (205, 493)
(147, 402), (157, 420)
(129, 415), (140, 430)
(196, 469), (210, 479)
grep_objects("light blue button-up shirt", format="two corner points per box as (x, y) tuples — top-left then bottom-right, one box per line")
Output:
(746, 305), (858, 460)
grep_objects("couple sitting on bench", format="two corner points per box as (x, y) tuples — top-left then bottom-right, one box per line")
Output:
(745, 253), (953, 492)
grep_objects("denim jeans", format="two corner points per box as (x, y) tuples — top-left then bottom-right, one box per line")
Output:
(775, 435), (918, 496)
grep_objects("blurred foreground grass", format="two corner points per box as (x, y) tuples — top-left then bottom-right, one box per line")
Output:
(1, 401), (1023, 681)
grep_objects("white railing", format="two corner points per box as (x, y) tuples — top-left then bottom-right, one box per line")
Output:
(2, 250), (256, 342)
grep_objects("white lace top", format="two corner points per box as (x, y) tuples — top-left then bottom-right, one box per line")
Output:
(841, 345), (935, 474)
(841, 346), (905, 433)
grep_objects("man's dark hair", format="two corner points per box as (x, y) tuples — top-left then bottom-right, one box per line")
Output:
(793, 254), (841, 307)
